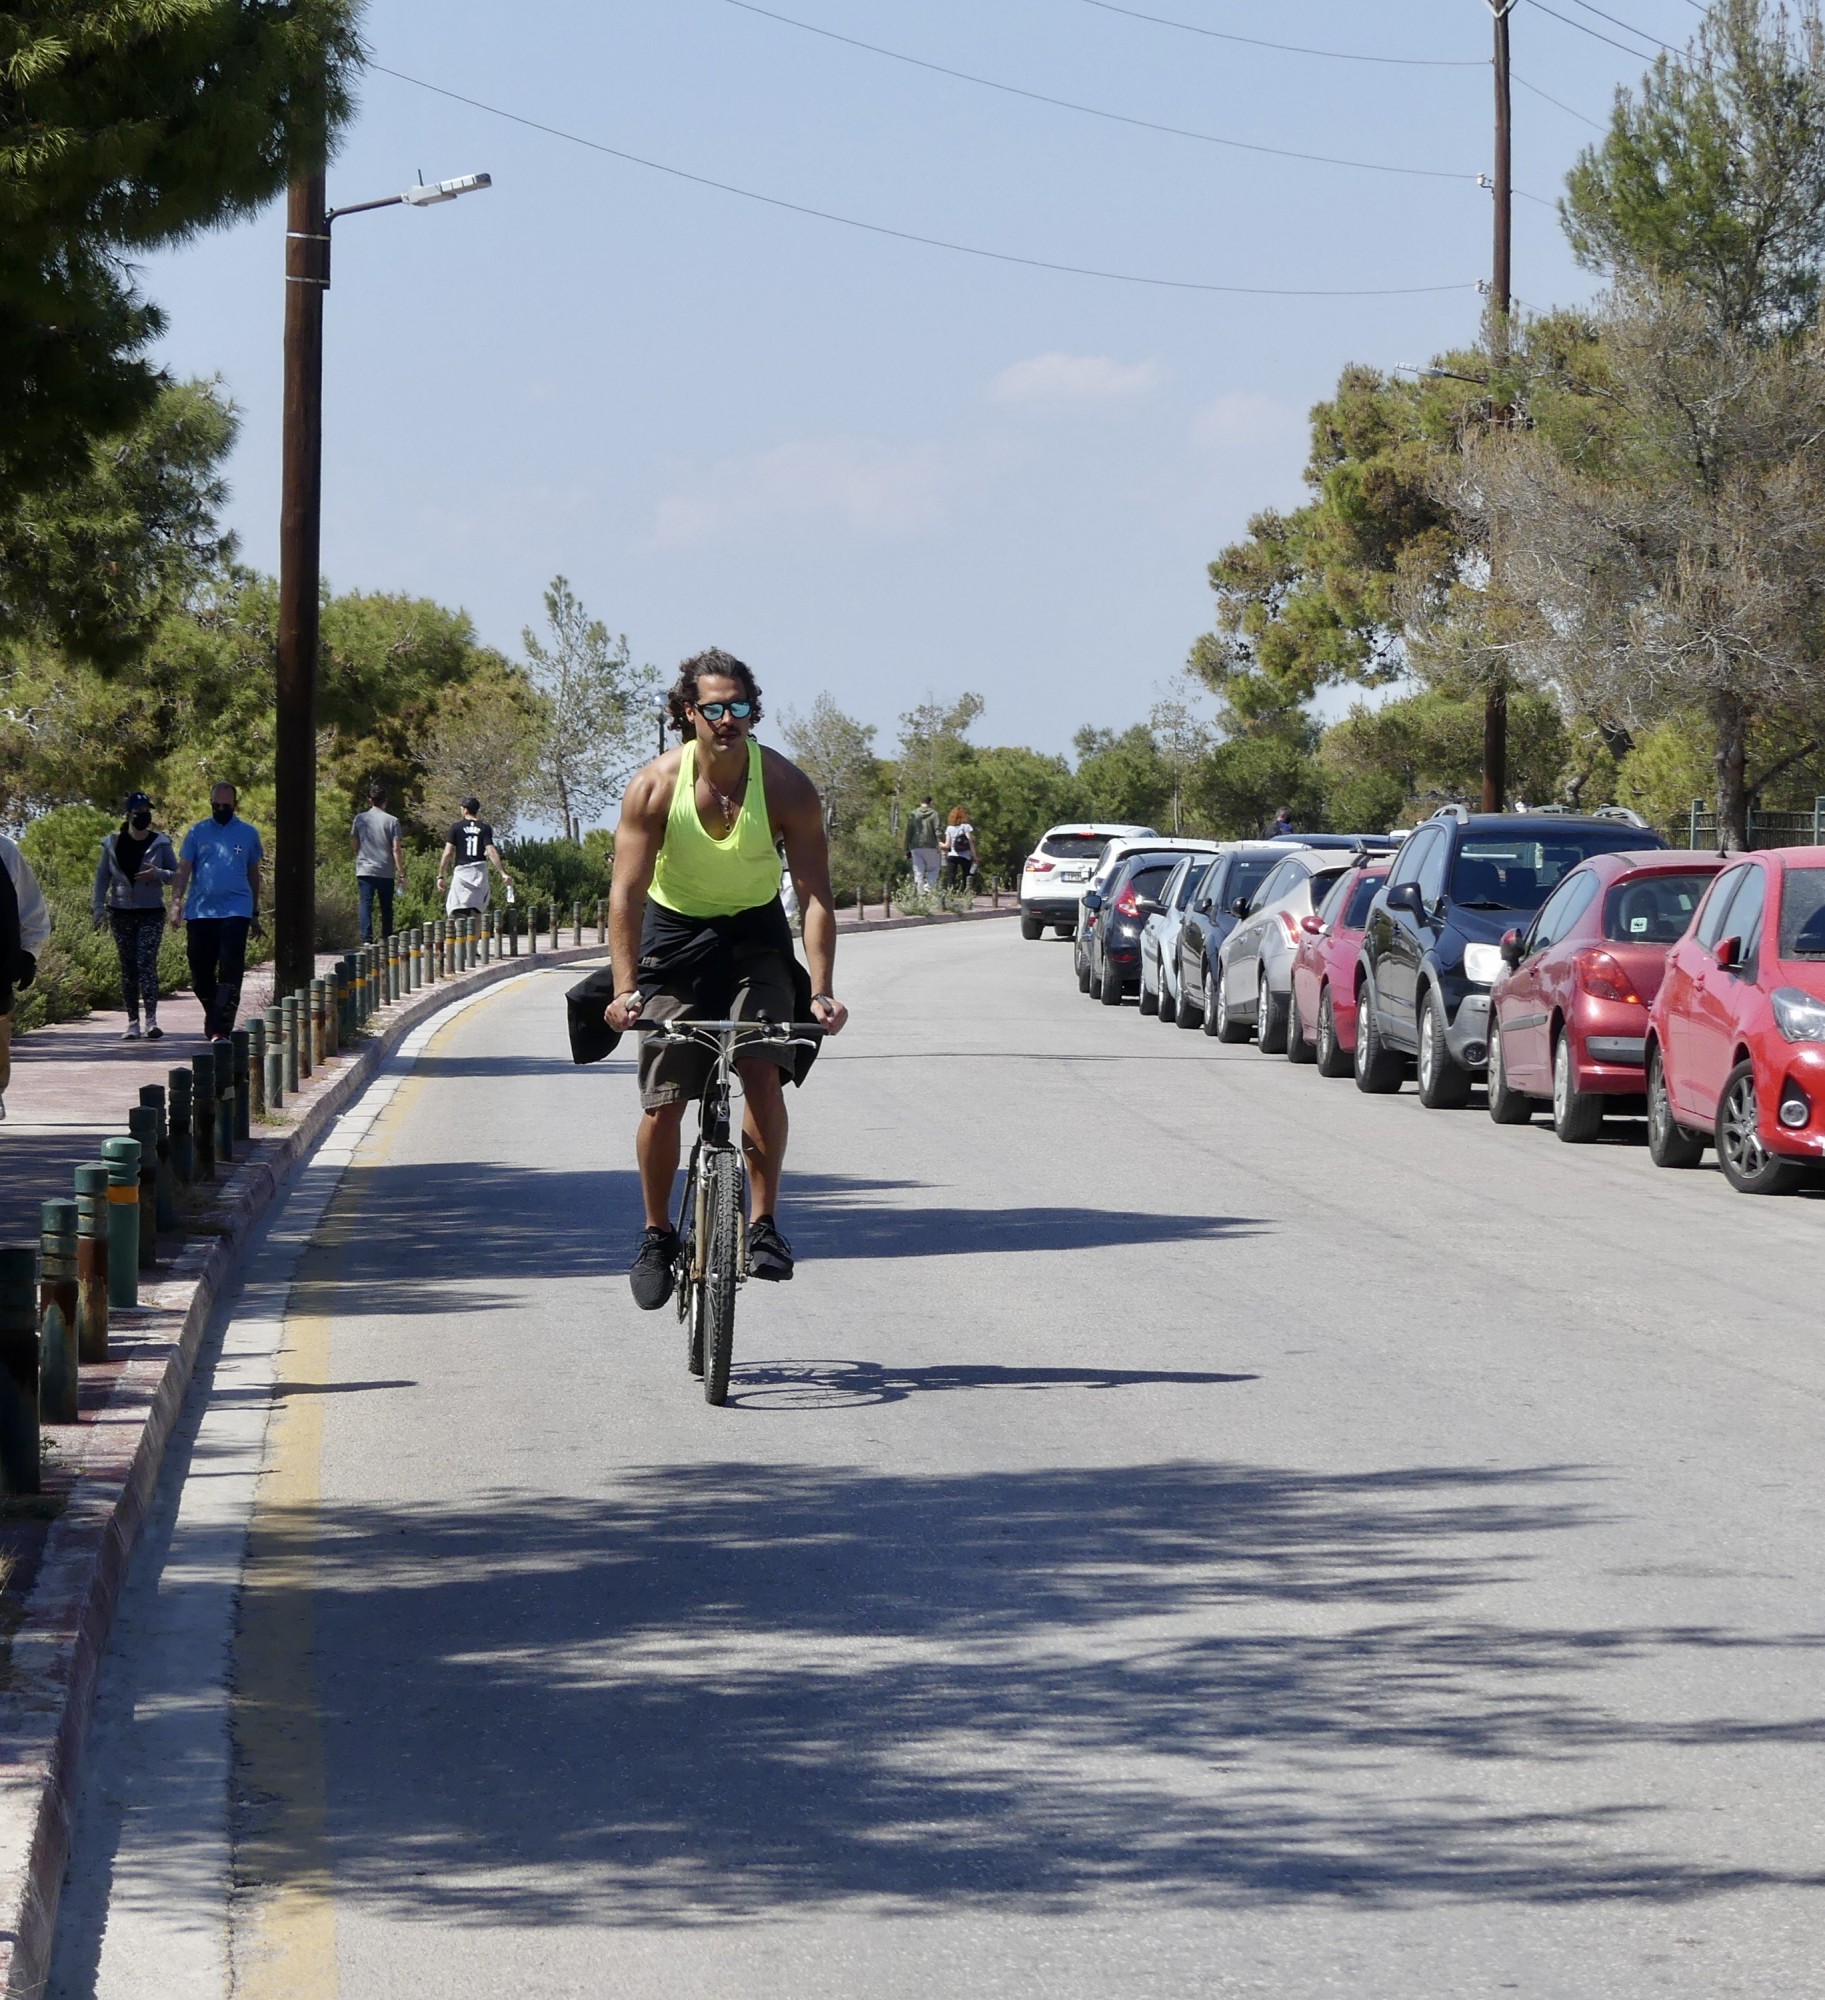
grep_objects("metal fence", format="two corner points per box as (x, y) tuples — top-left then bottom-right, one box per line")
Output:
(1681, 797), (1825, 851)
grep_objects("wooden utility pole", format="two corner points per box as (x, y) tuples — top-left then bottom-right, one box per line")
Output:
(276, 168), (328, 1001)
(1483, 0), (1515, 814)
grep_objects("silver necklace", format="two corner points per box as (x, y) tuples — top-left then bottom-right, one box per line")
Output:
(704, 758), (746, 831)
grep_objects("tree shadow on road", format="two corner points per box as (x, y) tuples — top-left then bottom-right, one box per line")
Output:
(211, 1458), (1825, 1933)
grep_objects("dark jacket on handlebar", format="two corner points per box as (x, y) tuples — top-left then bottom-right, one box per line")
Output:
(565, 897), (822, 1084)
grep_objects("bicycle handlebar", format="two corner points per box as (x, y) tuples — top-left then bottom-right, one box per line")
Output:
(632, 1018), (826, 1046)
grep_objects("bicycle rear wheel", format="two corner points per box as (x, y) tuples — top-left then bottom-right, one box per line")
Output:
(701, 1148), (742, 1405)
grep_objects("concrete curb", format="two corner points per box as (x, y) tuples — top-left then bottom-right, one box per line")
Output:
(843, 904), (1019, 936)
(0, 941), (604, 2000)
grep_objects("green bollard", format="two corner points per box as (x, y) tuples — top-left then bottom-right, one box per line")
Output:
(100, 1138), (141, 1310)
(73, 1163), (109, 1362)
(140, 1084), (176, 1232)
(190, 1053), (216, 1181)
(406, 927), (419, 991)
(39, 1203), (78, 1427)
(167, 1068), (194, 1188)
(232, 1029), (252, 1140)
(247, 1018), (266, 1120)
(0, 1246), (41, 1494)
(389, 934), (402, 1001)
(212, 1042), (234, 1164)
(283, 993), (301, 1090)
(572, 899), (581, 947)
(127, 1107), (158, 1268)
(264, 1006), (284, 1112)
(508, 902), (519, 957)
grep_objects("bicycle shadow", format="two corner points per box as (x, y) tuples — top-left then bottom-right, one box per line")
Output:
(725, 1358), (1260, 1411)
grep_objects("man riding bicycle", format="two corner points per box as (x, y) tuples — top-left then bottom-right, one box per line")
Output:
(605, 649), (848, 1307)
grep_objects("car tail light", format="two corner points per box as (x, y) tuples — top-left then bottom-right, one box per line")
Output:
(1114, 886), (1142, 918)
(1026, 859), (1054, 875)
(1277, 912), (1302, 946)
(1574, 949), (1641, 1005)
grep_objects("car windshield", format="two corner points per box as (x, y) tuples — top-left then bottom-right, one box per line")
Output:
(1343, 873), (1387, 928)
(1603, 870), (1715, 944)
(1124, 864), (1173, 900)
(1040, 834), (1116, 860)
(1778, 867), (1825, 958)
(1450, 829), (1648, 912)
(1231, 854), (1279, 901)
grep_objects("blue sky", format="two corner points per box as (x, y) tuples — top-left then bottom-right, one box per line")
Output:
(144, 0), (1706, 765)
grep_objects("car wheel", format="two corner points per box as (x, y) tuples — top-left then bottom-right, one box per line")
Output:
(1551, 1029), (1607, 1143)
(1353, 982), (1405, 1094)
(1099, 952), (1124, 1007)
(1020, 913), (1044, 941)
(1646, 1045), (1705, 1169)
(1485, 1016), (1535, 1125)
(1138, 964), (1159, 1016)
(1077, 942), (1093, 993)
(1054, 924), (1073, 939)
(1178, 962), (1204, 1028)
(1200, 967), (1225, 1037)
(1158, 978), (1178, 1026)
(1214, 968), (1251, 1042)
(1285, 982), (1315, 1064)
(1415, 987), (1473, 1109)
(1715, 1058), (1803, 1194)
(1256, 966), (1290, 1054)
(1316, 985), (1352, 1078)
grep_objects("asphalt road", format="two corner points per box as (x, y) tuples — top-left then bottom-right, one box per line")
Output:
(49, 921), (1825, 1998)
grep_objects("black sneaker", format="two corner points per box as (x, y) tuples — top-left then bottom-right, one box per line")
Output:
(748, 1215), (794, 1282)
(629, 1226), (680, 1310)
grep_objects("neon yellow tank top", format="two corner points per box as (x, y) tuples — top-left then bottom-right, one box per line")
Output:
(648, 741), (782, 918)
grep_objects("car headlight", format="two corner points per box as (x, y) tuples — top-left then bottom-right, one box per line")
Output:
(1462, 943), (1505, 986)
(1771, 986), (1825, 1042)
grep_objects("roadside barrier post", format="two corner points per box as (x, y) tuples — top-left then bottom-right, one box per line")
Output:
(307, 980), (324, 1071)
(264, 1006), (284, 1112)
(528, 903), (537, 956)
(282, 994), (301, 1091)
(73, 1163), (109, 1362)
(0, 1246), (42, 1493)
(856, 887), (865, 919)
(39, 1204), (78, 1427)
(212, 1043), (234, 1164)
(456, 918), (468, 974)
(404, 929), (416, 991)
(232, 1029), (252, 1140)
(247, 1019), (266, 1120)
(190, 1053), (216, 1181)
(101, 1139), (141, 1310)
(127, 1109), (158, 1268)
(140, 1085), (176, 1231)
(426, 922), (438, 983)
(385, 935), (398, 1002)
(167, 1069), (193, 1188)
(597, 897), (606, 944)
(884, 883), (893, 918)
(508, 905), (518, 957)
(322, 972), (339, 1059)
(571, 900), (580, 946)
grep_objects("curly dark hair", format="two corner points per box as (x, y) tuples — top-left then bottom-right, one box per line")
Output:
(666, 648), (764, 738)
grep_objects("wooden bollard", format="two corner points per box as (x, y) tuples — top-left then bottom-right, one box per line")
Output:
(140, 1085), (176, 1231)
(73, 1163), (109, 1363)
(190, 1052), (216, 1180)
(282, 993), (301, 1089)
(212, 1042), (234, 1164)
(39, 1203), (78, 1427)
(247, 1018), (266, 1120)
(264, 1006), (284, 1111)
(167, 1068), (194, 1188)
(127, 1108), (158, 1268)
(100, 1138), (141, 1310)
(307, 979), (325, 1071)
(232, 1028), (252, 1139)
(0, 1246), (41, 1493)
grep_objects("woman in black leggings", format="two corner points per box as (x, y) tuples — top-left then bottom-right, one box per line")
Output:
(92, 792), (178, 1040)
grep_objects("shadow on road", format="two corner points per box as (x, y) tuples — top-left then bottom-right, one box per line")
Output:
(214, 1458), (1825, 1930)
(726, 1358), (1260, 1410)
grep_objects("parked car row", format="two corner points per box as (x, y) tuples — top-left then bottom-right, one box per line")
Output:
(1025, 808), (1825, 1198)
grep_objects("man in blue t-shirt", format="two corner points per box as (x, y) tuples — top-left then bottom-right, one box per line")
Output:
(170, 781), (265, 1040)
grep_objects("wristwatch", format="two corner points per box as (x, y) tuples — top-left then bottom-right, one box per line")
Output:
(812, 992), (836, 1007)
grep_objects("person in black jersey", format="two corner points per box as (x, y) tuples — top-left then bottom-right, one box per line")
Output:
(436, 796), (514, 914)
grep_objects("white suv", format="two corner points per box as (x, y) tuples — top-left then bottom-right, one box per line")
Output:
(1020, 823), (1157, 939)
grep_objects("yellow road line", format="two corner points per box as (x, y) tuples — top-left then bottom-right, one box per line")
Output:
(231, 990), (512, 1997)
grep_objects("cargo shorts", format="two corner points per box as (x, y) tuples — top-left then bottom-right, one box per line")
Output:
(636, 957), (797, 1111)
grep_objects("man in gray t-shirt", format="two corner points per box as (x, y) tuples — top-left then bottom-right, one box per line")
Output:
(351, 782), (405, 941)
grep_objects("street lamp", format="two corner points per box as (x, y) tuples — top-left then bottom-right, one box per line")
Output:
(274, 167), (492, 1000)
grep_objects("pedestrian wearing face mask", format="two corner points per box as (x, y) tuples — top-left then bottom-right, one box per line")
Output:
(92, 791), (178, 1040)
(169, 782), (265, 1042)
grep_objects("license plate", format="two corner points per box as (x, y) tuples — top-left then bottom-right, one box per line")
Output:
(1062, 867), (1088, 881)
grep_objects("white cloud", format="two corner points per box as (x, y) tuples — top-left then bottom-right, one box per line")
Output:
(987, 351), (1162, 410)
(647, 435), (1006, 550)
(1189, 390), (1307, 459)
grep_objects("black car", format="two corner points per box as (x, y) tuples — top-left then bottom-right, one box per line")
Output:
(1078, 851), (1191, 1005)
(1172, 842), (1308, 1031)
(1354, 807), (1666, 1107)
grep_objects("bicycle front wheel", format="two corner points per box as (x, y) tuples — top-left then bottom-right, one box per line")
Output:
(701, 1149), (742, 1406)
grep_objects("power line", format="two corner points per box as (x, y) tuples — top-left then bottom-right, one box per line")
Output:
(1511, 70), (1605, 131)
(1528, 0), (1662, 61)
(370, 64), (1476, 297)
(1556, 0), (1676, 51)
(716, 0), (1480, 181)
(1081, 0), (1485, 68)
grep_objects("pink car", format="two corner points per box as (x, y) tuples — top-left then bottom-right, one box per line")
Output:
(1486, 849), (1724, 1140)
(1288, 863), (1388, 1075)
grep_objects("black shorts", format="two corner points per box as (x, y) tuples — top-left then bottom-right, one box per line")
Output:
(636, 957), (797, 1109)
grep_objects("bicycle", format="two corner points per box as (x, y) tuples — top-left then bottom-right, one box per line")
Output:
(636, 1018), (823, 1405)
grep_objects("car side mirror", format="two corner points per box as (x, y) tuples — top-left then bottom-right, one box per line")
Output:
(1081, 890), (1103, 914)
(1385, 881), (1423, 915)
(1714, 933), (1740, 970)
(1229, 896), (1251, 919)
(1299, 914), (1325, 936)
(1133, 897), (1161, 919)
(1499, 927), (1524, 967)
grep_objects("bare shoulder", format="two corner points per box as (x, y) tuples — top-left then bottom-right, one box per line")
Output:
(621, 749), (682, 824)
(757, 744), (819, 819)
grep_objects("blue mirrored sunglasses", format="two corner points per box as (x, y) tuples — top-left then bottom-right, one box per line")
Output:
(694, 700), (753, 722)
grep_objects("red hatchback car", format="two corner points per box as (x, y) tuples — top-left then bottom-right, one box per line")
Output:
(1287, 862), (1389, 1076)
(1647, 845), (1825, 1194)
(1485, 849), (1725, 1141)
